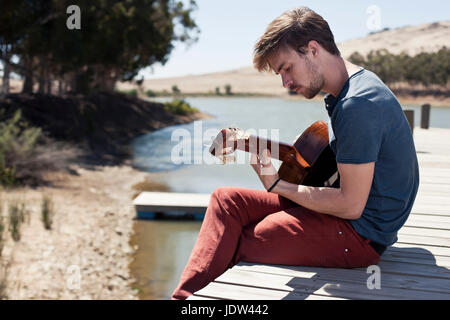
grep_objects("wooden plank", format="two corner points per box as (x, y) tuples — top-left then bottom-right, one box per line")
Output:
(193, 281), (346, 300)
(419, 168), (450, 176)
(215, 268), (450, 300)
(414, 196), (450, 205)
(414, 196), (450, 201)
(397, 234), (450, 247)
(404, 219), (450, 230)
(399, 226), (450, 238)
(375, 260), (450, 279)
(388, 243), (450, 257)
(417, 184), (450, 194)
(410, 207), (450, 216)
(383, 248), (445, 263)
(414, 199), (450, 206)
(408, 213), (450, 223)
(418, 174), (450, 180)
(381, 252), (450, 267)
(233, 262), (450, 295)
(406, 214), (450, 224)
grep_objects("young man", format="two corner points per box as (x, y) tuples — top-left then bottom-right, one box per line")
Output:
(172, 7), (419, 300)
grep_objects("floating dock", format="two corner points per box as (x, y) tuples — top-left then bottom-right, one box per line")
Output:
(133, 191), (210, 220)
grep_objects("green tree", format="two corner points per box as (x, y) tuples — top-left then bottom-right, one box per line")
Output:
(348, 52), (366, 66)
(224, 84), (232, 95)
(349, 47), (449, 88)
(0, 0), (200, 94)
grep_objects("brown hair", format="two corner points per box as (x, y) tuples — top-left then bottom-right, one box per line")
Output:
(253, 7), (340, 72)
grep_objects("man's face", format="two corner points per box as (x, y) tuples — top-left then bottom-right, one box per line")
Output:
(268, 45), (324, 99)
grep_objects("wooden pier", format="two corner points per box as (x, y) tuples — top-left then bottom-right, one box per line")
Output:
(187, 128), (450, 300)
(133, 191), (210, 220)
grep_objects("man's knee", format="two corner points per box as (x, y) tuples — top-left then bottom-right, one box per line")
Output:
(211, 186), (249, 208)
(209, 187), (252, 223)
(208, 187), (239, 219)
(211, 186), (235, 200)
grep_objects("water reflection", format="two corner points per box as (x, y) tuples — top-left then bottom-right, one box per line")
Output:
(129, 219), (201, 300)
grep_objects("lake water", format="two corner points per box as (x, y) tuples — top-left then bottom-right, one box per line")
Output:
(129, 96), (450, 299)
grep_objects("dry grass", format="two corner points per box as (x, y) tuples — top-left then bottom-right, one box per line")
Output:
(0, 261), (9, 299)
(8, 199), (29, 242)
(0, 200), (4, 257)
(41, 195), (55, 230)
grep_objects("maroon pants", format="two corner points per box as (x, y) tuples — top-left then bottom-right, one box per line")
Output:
(171, 187), (381, 300)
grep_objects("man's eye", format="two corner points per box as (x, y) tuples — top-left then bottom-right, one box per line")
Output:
(285, 67), (291, 72)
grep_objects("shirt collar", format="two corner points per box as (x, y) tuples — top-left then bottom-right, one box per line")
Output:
(323, 68), (364, 117)
(324, 93), (338, 117)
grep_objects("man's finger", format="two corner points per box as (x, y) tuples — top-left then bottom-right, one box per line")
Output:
(250, 153), (260, 170)
(260, 148), (271, 166)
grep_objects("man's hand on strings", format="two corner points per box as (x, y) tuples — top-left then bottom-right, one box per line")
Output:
(250, 148), (279, 190)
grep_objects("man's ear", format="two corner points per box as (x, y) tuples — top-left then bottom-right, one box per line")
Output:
(308, 40), (320, 57)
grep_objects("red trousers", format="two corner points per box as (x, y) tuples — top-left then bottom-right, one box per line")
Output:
(171, 187), (381, 300)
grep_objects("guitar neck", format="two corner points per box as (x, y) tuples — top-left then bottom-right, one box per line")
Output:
(235, 135), (310, 168)
(234, 136), (290, 160)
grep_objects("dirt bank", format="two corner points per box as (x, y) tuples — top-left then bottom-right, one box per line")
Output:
(0, 93), (210, 299)
(1, 164), (152, 299)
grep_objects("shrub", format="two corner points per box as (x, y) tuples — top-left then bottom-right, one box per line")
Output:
(0, 109), (79, 187)
(145, 89), (157, 97)
(116, 89), (138, 97)
(0, 262), (8, 299)
(163, 99), (199, 115)
(8, 200), (28, 242)
(41, 195), (55, 230)
(0, 196), (3, 256)
(0, 109), (41, 186)
(0, 216), (4, 257)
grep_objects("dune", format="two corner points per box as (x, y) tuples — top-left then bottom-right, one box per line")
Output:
(126, 21), (450, 97)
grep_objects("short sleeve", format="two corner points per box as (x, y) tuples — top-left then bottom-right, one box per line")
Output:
(333, 97), (384, 164)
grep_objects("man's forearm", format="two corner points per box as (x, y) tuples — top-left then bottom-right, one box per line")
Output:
(271, 179), (360, 220)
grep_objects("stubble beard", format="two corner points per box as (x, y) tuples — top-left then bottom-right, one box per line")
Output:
(303, 57), (324, 99)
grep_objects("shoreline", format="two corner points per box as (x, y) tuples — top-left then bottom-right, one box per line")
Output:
(143, 92), (450, 108)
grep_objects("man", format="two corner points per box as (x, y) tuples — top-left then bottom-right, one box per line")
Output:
(172, 7), (419, 300)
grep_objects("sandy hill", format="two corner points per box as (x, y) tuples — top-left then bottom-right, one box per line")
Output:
(126, 20), (450, 96)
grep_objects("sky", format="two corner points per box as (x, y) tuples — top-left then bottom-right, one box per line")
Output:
(140, 0), (450, 79)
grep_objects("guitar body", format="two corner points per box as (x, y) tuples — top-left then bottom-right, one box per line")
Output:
(278, 121), (338, 187)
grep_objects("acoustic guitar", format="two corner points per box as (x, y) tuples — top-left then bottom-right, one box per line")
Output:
(209, 121), (339, 187)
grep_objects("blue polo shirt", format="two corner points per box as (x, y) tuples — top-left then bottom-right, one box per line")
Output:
(324, 68), (419, 247)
